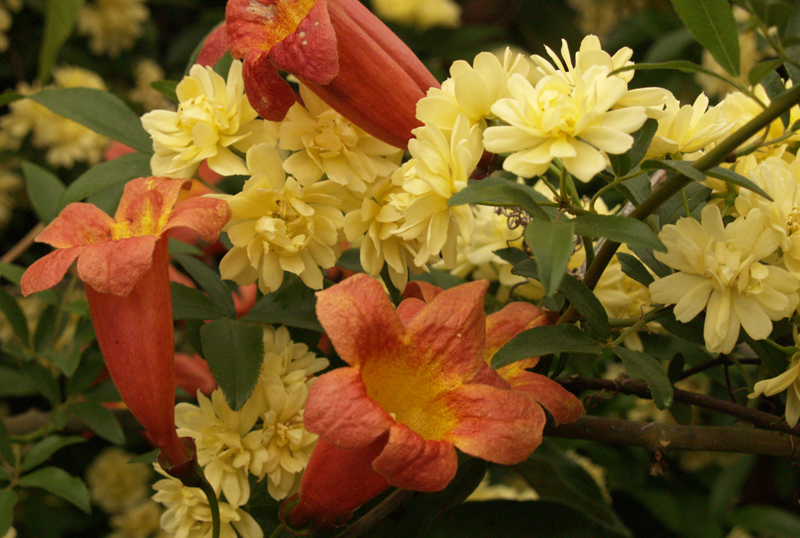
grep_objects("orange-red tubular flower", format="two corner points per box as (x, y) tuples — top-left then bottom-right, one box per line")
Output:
(225, 0), (440, 150)
(281, 273), (561, 531)
(21, 178), (231, 468)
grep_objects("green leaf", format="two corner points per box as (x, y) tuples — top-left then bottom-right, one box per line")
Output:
(710, 455), (756, 514)
(68, 401), (125, 444)
(172, 254), (237, 319)
(572, 214), (665, 252)
(213, 51), (234, 79)
(491, 325), (603, 369)
(241, 274), (323, 332)
(559, 273), (611, 339)
(17, 466), (91, 513)
(171, 282), (227, 320)
(0, 366), (37, 397)
(21, 436), (86, 472)
(39, 0), (85, 83)
(705, 166), (773, 201)
(200, 318), (264, 411)
(0, 263), (24, 285)
(447, 176), (551, 221)
(640, 159), (707, 183)
(0, 417), (14, 467)
(667, 353), (685, 383)
(659, 182), (712, 226)
(612, 347), (673, 409)
(127, 448), (160, 465)
(616, 252), (655, 287)
(0, 490), (18, 538)
(784, 3), (800, 85)
(728, 504), (800, 537)
(748, 58), (785, 87)
(150, 80), (178, 102)
(28, 88), (153, 154)
(524, 219), (574, 296)
(66, 343), (105, 397)
(761, 70), (791, 129)
(0, 91), (23, 106)
(58, 152), (152, 210)
(168, 238), (204, 257)
(0, 287), (29, 344)
(22, 161), (65, 223)
(669, 0), (740, 76)
(627, 118), (659, 170)
(610, 59), (737, 82)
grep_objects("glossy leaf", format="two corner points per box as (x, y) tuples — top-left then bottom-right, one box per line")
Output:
(0, 490), (17, 538)
(559, 273), (611, 339)
(69, 400), (125, 444)
(17, 466), (91, 513)
(524, 219), (575, 296)
(172, 254), (237, 319)
(617, 252), (655, 287)
(22, 161), (65, 224)
(0, 366), (37, 397)
(748, 58), (785, 87)
(705, 167), (772, 201)
(28, 88), (153, 154)
(21, 436), (86, 472)
(669, 0), (740, 76)
(171, 282), (227, 320)
(613, 347), (674, 409)
(58, 152), (152, 210)
(200, 318), (264, 411)
(241, 274), (323, 332)
(491, 325), (603, 369)
(0, 287), (29, 344)
(39, 0), (85, 83)
(448, 176), (551, 221)
(572, 214), (665, 252)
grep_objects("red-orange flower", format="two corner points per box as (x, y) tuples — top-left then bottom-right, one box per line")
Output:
(282, 273), (568, 531)
(21, 177), (231, 468)
(225, 0), (439, 149)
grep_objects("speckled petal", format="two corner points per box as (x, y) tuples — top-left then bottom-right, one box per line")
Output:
(372, 423), (457, 491)
(77, 235), (159, 296)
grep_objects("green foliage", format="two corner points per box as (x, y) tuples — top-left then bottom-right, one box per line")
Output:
(20, 436), (85, 472)
(0, 490), (18, 538)
(68, 401), (125, 444)
(448, 176), (551, 220)
(17, 467), (91, 513)
(524, 219), (575, 296)
(240, 274), (323, 332)
(58, 152), (152, 211)
(491, 325), (603, 369)
(39, 0), (85, 83)
(612, 347), (674, 409)
(172, 253), (237, 319)
(668, 0), (741, 76)
(22, 161), (66, 224)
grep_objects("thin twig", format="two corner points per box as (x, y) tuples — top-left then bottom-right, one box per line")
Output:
(1, 223), (44, 264)
(336, 489), (414, 538)
(674, 357), (760, 382)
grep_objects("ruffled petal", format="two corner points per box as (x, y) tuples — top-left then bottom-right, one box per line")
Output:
(485, 302), (556, 359)
(164, 196), (231, 242)
(114, 177), (190, 237)
(77, 235), (159, 296)
(20, 247), (83, 296)
(241, 50), (298, 121)
(35, 203), (114, 248)
(372, 423), (457, 491)
(499, 369), (583, 425)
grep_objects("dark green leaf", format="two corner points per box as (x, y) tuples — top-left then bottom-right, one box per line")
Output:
(669, 0), (740, 76)
(213, 51), (234, 79)
(492, 325), (603, 369)
(21, 436), (85, 472)
(628, 245), (671, 278)
(0, 287), (29, 343)
(241, 274), (323, 332)
(0, 91), (22, 107)
(171, 282), (227, 320)
(613, 347), (673, 409)
(559, 273), (611, 339)
(448, 177), (551, 221)
(0, 417), (14, 467)
(58, 152), (152, 210)
(201, 318), (264, 411)
(0, 263), (24, 285)
(493, 247), (529, 266)
(168, 238), (203, 257)
(150, 80), (178, 102)
(785, 2), (800, 85)
(640, 159), (707, 183)
(710, 455), (756, 514)
(172, 253), (237, 319)
(17, 466), (91, 513)
(39, 0), (85, 83)
(748, 58), (786, 87)
(28, 88), (153, 154)
(524, 219), (575, 296)
(667, 353), (685, 383)
(572, 214), (665, 252)
(33, 304), (65, 353)
(706, 167), (772, 201)
(66, 343), (106, 397)
(608, 153), (632, 178)
(127, 449), (160, 465)
(670, 401), (693, 425)
(22, 161), (65, 224)
(610, 59), (737, 81)
(68, 401), (125, 444)
(659, 182), (712, 226)
(0, 490), (17, 538)
(617, 252), (655, 286)
(0, 366), (37, 397)
(627, 118), (659, 169)
(728, 504), (800, 537)
(761, 70), (791, 129)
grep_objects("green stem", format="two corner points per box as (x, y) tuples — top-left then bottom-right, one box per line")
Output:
(558, 81), (800, 325)
(269, 525), (286, 538)
(197, 473), (221, 538)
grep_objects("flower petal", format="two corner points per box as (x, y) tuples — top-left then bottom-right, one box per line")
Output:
(498, 369), (583, 425)
(448, 383), (544, 464)
(77, 235), (159, 296)
(315, 273), (405, 368)
(372, 423), (457, 491)
(402, 280), (443, 303)
(21, 247), (83, 296)
(226, 0), (317, 56)
(165, 196), (231, 242)
(485, 302), (556, 359)
(304, 367), (394, 449)
(241, 50), (299, 121)
(114, 177), (190, 238)
(35, 203), (114, 248)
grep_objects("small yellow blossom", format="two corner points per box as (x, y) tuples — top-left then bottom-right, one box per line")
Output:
(416, 48), (531, 131)
(0, 166), (22, 231)
(107, 500), (168, 538)
(85, 448), (152, 514)
(129, 59), (174, 112)
(650, 205), (800, 354)
(279, 84), (401, 193)
(467, 472), (538, 502)
(77, 0), (149, 57)
(152, 467), (264, 538)
(175, 389), (268, 507)
(645, 93), (733, 160)
(212, 144), (344, 293)
(749, 327), (800, 426)
(370, 0), (461, 29)
(141, 60), (278, 178)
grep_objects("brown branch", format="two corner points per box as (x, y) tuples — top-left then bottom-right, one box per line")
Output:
(1, 223), (44, 265)
(558, 377), (800, 438)
(545, 416), (800, 459)
(674, 357), (760, 382)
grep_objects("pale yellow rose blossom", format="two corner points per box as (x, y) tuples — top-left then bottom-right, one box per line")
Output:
(645, 93), (733, 160)
(748, 329), (800, 427)
(152, 466), (264, 538)
(649, 205), (800, 354)
(279, 83), (401, 194)
(77, 0), (149, 57)
(129, 59), (174, 112)
(371, 0), (461, 29)
(107, 500), (168, 538)
(141, 60), (278, 179)
(211, 144), (344, 293)
(85, 447), (152, 514)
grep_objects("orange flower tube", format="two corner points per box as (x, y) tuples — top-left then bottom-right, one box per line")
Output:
(280, 273), (577, 532)
(21, 177), (231, 468)
(225, 0), (439, 149)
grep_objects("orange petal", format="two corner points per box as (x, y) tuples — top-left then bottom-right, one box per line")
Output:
(77, 235), (159, 296)
(305, 367), (394, 449)
(448, 383), (545, 465)
(500, 369), (584, 425)
(396, 297), (425, 325)
(35, 203), (114, 248)
(269, 0), (339, 85)
(197, 22), (229, 67)
(164, 196), (231, 243)
(113, 177), (190, 239)
(242, 50), (298, 121)
(372, 423), (457, 491)
(401, 280), (442, 303)
(485, 302), (557, 360)
(403, 280), (489, 383)
(20, 247), (83, 296)
(315, 273), (404, 368)
(226, 0), (317, 57)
